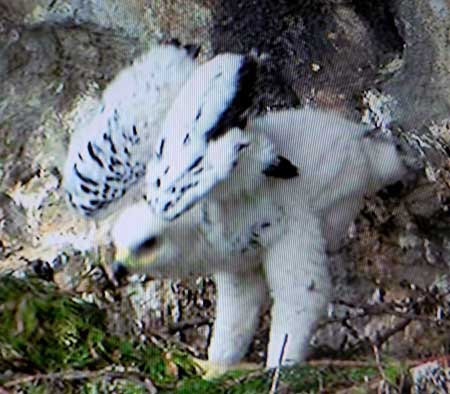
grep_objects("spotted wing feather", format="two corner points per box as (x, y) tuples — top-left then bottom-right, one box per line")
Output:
(146, 53), (257, 219)
(63, 44), (198, 219)
(147, 128), (250, 220)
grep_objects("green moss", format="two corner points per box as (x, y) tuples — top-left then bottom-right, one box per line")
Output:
(383, 358), (409, 388)
(82, 380), (147, 394)
(0, 275), (408, 394)
(280, 364), (377, 393)
(22, 384), (48, 394)
(0, 275), (108, 372)
(120, 382), (148, 394)
(227, 376), (270, 394)
(0, 275), (202, 392)
(173, 378), (223, 394)
(172, 371), (270, 394)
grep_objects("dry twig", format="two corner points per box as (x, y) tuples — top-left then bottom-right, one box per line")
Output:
(2, 367), (157, 393)
(269, 334), (288, 394)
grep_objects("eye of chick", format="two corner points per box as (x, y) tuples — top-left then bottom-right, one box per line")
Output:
(137, 236), (158, 253)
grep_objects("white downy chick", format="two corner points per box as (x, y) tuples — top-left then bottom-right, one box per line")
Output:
(111, 107), (408, 372)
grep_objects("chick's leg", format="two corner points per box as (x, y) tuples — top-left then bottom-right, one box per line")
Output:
(200, 268), (268, 377)
(263, 214), (331, 368)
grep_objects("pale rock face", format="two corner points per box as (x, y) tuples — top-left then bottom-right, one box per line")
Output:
(111, 107), (408, 369)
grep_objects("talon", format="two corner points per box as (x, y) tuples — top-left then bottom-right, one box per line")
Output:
(193, 357), (262, 380)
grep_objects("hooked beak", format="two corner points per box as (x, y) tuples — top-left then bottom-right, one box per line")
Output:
(115, 247), (130, 263)
(111, 247), (131, 284)
(111, 260), (129, 284)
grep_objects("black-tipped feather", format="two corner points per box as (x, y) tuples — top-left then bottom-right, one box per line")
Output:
(263, 155), (299, 179)
(205, 56), (257, 142)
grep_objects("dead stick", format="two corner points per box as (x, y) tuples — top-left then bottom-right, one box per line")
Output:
(3, 368), (152, 390)
(269, 334), (288, 394)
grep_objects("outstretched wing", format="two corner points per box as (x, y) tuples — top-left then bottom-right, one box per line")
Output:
(146, 53), (257, 219)
(63, 44), (198, 219)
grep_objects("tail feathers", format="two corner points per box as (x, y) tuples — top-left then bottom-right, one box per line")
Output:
(362, 135), (408, 191)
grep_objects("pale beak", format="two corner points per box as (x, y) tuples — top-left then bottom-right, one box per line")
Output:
(115, 247), (130, 263)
